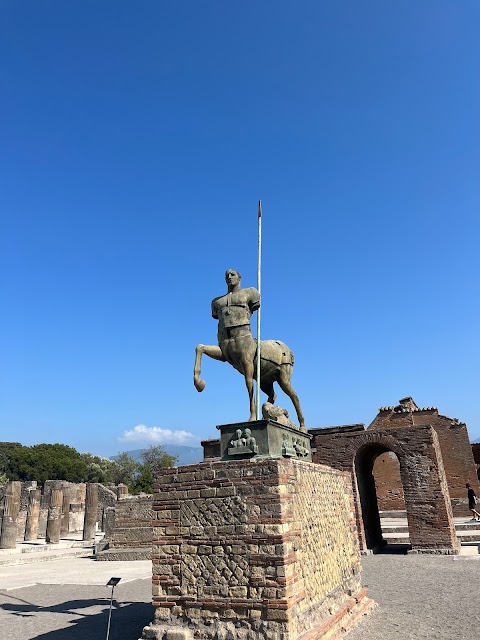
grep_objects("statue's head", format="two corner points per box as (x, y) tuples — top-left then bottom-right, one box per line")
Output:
(236, 429), (242, 438)
(225, 269), (241, 287)
(244, 428), (251, 437)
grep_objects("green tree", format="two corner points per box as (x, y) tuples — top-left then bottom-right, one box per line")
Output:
(80, 452), (116, 483)
(140, 445), (177, 474)
(6, 443), (87, 484)
(0, 443), (22, 477)
(132, 445), (177, 494)
(110, 452), (138, 487)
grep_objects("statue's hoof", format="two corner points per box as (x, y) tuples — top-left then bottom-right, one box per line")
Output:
(299, 425), (307, 433)
(194, 378), (206, 392)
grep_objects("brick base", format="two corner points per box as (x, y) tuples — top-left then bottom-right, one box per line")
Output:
(143, 458), (374, 640)
(140, 593), (375, 640)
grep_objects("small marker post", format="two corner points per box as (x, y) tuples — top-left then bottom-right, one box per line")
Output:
(106, 577), (121, 640)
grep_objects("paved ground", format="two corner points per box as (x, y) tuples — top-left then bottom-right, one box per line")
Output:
(1, 551), (480, 639)
(348, 550), (480, 640)
(0, 557), (152, 640)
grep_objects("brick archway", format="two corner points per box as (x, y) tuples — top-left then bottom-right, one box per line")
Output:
(310, 425), (459, 553)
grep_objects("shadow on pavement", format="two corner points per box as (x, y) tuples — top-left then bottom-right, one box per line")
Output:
(1, 598), (152, 640)
(372, 543), (410, 555)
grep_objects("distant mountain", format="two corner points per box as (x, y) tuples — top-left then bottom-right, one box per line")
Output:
(473, 438), (480, 444)
(111, 444), (203, 466)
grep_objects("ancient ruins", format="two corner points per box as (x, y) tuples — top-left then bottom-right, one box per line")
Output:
(0, 479), (130, 552)
(2, 269), (479, 640)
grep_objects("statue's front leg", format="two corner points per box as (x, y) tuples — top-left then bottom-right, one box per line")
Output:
(193, 344), (226, 392)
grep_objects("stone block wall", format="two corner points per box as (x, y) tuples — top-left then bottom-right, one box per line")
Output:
(144, 458), (373, 640)
(105, 496), (153, 549)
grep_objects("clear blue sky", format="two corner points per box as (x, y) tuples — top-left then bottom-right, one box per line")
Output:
(2, 1), (479, 456)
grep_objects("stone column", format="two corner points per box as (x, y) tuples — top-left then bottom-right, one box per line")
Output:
(46, 489), (63, 544)
(24, 489), (42, 541)
(0, 481), (21, 549)
(61, 486), (73, 535)
(117, 483), (128, 499)
(83, 483), (98, 541)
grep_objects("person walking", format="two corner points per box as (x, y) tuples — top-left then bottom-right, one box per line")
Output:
(466, 483), (480, 521)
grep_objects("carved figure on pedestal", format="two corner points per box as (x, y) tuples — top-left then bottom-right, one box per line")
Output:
(293, 437), (309, 457)
(243, 428), (256, 447)
(262, 402), (298, 429)
(231, 429), (245, 448)
(194, 269), (305, 430)
(228, 427), (258, 456)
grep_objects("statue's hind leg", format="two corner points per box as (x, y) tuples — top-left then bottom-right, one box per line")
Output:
(277, 367), (305, 431)
(243, 359), (257, 421)
(260, 379), (276, 404)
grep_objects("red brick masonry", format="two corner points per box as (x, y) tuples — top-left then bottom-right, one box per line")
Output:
(144, 458), (374, 640)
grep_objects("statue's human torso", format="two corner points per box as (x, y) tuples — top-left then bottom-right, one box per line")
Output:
(211, 287), (260, 329)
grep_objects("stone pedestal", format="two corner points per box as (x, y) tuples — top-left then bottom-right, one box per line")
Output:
(141, 458), (373, 640)
(218, 419), (312, 462)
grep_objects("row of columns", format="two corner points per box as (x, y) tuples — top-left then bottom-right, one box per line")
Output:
(0, 481), (99, 549)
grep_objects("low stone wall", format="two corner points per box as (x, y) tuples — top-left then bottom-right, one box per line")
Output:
(96, 495), (153, 561)
(106, 496), (153, 549)
(142, 458), (373, 640)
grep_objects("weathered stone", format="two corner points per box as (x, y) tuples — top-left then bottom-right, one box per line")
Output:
(83, 483), (98, 541)
(46, 488), (63, 544)
(0, 482), (21, 549)
(24, 488), (42, 541)
(143, 458), (374, 640)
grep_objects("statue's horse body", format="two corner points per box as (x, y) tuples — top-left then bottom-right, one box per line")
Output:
(194, 331), (305, 430)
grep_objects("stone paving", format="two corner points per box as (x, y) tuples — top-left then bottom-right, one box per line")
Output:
(0, 557), (152, 640)
(348, 551), (480, 640)
(1, 551), (480, 639)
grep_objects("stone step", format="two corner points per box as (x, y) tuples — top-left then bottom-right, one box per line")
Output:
(95, 547), (151, 561)
(0, 546), (94, 566)
(0, 539), (94, 555)
(379, 510), (407, 519)
(382, 524), (480, 534)
(382, 529), (480, 545)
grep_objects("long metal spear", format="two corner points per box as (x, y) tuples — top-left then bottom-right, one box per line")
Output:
(256, 200), (262, 420)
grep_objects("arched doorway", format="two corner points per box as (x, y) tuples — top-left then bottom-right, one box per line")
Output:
(311, 424), (459, 553)
(354, 443), (406, 550)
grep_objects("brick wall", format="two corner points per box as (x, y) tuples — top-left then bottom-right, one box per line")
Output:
(369, 399), (479, 515)
(372, 452), (405, 512)
(144, 458), (373, 640)
(311, 425), (459, 553)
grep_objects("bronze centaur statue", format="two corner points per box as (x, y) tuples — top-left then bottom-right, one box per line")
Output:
(193, 269), (305, 430)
